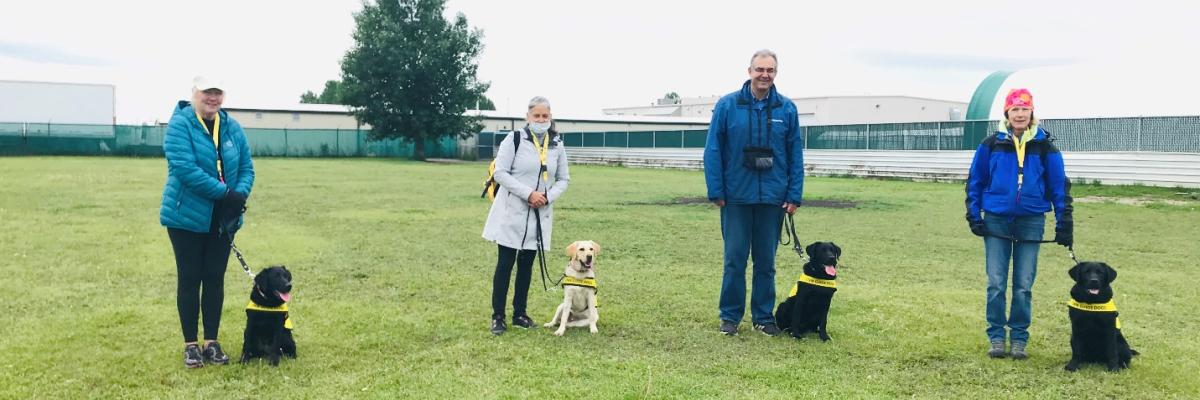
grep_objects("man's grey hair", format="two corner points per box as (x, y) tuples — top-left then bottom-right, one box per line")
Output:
(749, 49), (778, 67)
(528, 96), (551, 111)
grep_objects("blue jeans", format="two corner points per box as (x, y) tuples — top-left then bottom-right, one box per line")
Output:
(719, 204), (784, 325)
(983, 213), (1045, 344)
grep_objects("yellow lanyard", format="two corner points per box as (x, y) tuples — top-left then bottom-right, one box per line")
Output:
(529, 132), (549, 181)
(195, 111), (223, 181)
(1011, 125), (1034, 188)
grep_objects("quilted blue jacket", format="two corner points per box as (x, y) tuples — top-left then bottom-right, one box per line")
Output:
(703, 80), (805, 205)
(965, 125), (1072, 229)
(159, 101), (254, 233)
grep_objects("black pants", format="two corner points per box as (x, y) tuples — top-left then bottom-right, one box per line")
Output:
(167, 227), (232, 342)
(491, 245), (536, 319)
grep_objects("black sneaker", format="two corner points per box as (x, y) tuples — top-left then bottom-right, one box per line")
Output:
(183, 344), (204, 369)
(754, 323), (782, 337)
(719, 320), (739, 336)
(512, 315), (536, 329)
(202, 341), (230, 365)
(490, 318), (507, 336)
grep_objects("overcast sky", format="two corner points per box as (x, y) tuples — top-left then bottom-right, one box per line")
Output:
(2, 0), (1197, 123)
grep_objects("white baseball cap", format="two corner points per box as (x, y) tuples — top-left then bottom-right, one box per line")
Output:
(192, 75), (225, 92)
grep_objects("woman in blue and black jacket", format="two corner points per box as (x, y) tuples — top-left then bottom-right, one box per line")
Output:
(965, 88), (1072, 360)
(159, 76), (254, 368)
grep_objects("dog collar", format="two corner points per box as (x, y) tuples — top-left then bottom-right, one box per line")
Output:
(247, 301), (294, 330)
(788, 273), (837, 296)
(1068, 298), (1120, 329)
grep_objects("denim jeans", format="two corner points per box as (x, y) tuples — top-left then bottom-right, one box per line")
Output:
(719, 204), (785, 325)
(983, 213), (1045, 344)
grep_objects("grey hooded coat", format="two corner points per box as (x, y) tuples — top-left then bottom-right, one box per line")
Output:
(482, 129), (570, 250)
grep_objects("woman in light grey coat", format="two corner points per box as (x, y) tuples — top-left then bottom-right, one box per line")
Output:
(482, 96), (570, 335)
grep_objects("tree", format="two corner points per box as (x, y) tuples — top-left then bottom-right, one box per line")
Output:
(474, 95), (496, 111)
(340, 0), (489, 160)
(300, 80), (347, 104)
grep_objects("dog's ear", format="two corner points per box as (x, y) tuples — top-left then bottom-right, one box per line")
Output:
(1068, 263), (1081, 281)
(591, 241), (600, 255)
(566, 241), (579, 258)
(832, 243), (842, 259)
(254, 270), (267, 286)
(805, 242), (818, 256)
(1101, 262), (1117, 283)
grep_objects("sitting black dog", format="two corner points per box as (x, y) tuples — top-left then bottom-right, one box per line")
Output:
(240, 265), (296, 366)
(1065, 262), (1137, 372)
(775, 242), (841, 341)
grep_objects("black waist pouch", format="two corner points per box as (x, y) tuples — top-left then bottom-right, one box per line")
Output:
(742, 146), (774, 170)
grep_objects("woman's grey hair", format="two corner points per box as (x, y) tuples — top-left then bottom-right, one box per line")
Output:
(527, 96), (551, 111)
(749, 49), (778, 67)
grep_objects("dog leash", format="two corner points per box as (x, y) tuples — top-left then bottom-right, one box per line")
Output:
(779, 213), (806, 260)
(983, 232), (1078, 263)
(218, 206), (256, 281)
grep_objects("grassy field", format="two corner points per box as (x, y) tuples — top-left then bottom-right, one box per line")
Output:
(0, 156), (1197, 399)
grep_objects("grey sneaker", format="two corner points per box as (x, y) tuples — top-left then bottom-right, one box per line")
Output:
(987, 340), (1007, 358)
(754, 323), (782, 337)
(1011, 342), (1028, 360)
(202, 341), (230, 365)
(183, 344), (204, 369)
(719, 320), (739, 336)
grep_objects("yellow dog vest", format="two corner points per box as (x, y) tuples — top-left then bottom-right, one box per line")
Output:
(562, 276), (599, 307)
(246, 301), (294, 330)
(788, 273), (837, 297)
(1068, 298), (1120, 329)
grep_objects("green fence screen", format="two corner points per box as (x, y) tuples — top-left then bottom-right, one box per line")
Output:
(0, 123), (458, 158)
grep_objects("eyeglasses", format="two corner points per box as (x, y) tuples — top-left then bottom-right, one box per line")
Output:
(752, 67), (777, 74)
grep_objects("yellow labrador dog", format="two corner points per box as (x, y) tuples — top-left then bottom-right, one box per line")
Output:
(545, 240), (600, 336)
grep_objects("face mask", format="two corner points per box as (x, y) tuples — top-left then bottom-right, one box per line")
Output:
(528, 121), (551, 134)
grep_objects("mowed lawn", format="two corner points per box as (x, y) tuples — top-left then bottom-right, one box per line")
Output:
(0, 156), (1197, 399)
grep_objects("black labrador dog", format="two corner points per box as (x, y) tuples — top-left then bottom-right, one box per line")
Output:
(775, 242), (841, 341)
(1066, 261), (1137, 372)
(240, 265), (296, 366)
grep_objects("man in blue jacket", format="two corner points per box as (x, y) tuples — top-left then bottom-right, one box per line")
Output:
(703, 49), (804, 336)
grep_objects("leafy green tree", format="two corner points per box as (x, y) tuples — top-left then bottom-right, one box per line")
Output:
(341, 0), (489, 160)
(300, 80), (347, 104)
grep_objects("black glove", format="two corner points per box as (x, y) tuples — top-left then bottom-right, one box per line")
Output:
(218, 190), (247, 227)
(969, 219), (987, 237)
(1055, 221), (1073, 248)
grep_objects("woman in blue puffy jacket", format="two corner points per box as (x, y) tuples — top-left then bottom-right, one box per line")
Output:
(159, 76), (254, 368)
(965, 88), (1072, 360)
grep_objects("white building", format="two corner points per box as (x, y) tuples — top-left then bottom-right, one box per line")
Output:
(604, 95), (967, 125)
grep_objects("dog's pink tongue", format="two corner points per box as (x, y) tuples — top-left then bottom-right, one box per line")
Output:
(1087, 289), (1099, 295)
(824, 266), (837, 276)
(279, 292), (292, 303)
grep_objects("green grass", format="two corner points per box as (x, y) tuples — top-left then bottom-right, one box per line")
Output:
(0, 156), (1197, 399)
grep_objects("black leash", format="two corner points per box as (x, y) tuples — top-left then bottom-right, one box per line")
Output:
(218, 206), (256, 281)
(983, 232), (1078, 263)
(779, 213), (805, 260)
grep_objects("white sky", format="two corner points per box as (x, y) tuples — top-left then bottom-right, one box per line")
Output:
(2, 0), (1198, 123)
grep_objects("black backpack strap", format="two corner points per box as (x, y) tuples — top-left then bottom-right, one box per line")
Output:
(509, 129), (522, 172)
